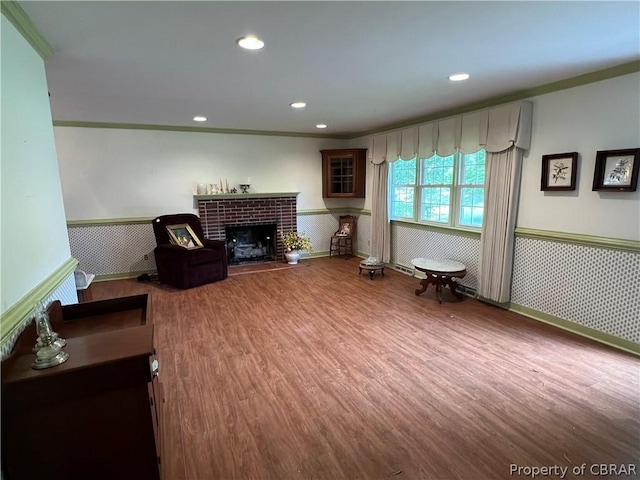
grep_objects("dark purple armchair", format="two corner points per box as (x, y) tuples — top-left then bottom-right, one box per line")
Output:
(152, 213), (227, 289)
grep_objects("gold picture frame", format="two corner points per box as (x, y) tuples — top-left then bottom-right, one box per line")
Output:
(166, 224), (203, 249)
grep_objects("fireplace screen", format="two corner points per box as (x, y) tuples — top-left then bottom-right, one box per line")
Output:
(225, 224), (276, 264)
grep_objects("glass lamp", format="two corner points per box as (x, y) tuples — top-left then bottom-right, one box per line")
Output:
(31, 302), (69, 369)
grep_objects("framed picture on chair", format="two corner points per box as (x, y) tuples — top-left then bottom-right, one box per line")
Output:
(336, 218), (352, 237)
(166, 224), (203, 249)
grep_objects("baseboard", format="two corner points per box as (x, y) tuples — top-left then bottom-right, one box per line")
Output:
(95, 269), (156, 282)
(510, 303), (639, 356)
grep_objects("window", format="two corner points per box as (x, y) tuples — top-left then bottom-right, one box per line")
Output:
(389, 157), (416, 219)
(389, 149), (486, 228)
(458, 150), (485, 228)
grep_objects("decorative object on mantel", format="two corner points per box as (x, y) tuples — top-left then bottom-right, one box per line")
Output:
(31, 301), (69, 369)
(541, 152), (578, 191)
(197, 183), (208, 195)
(592, 148), (640, 192)
(194, 191), (299, 199)
(218, 178), (230, 193)
(281, 231), (313, 265)
(239, 184), (251, 193)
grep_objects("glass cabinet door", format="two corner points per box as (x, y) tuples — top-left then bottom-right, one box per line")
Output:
(330, 157), (354, 194)
(321, 149), (366, 198)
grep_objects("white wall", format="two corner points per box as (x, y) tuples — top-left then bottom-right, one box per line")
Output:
(55, 74), (639, 236)
(0, 16), (72, 313)
(519, 73), (640, 240)
(54, 127), (350, 219)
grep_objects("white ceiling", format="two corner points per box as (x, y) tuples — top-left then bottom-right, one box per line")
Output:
(18, 1), (640, 137)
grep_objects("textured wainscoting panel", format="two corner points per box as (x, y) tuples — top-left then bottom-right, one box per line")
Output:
(356, 214), (371, 256)
(68, 223), (157, 276)
(298, 213), (370, 257)
(297, 214), (336, 254)
(1, 274), (77, 360)
(68, 214), (361, 279)
(511, 237), (640, 343)
(391, 223), (481, 290)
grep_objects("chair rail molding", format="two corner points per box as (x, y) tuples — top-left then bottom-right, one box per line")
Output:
(514, 227), (640, 252)
(0, 257), (78, 345)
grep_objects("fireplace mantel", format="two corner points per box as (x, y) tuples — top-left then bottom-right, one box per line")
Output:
(194, 192), (299, 200)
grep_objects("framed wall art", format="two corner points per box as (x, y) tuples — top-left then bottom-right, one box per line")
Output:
(541, 152), (578, 191)
(592, 148), (640, 192)
(166, 224), (203, 249)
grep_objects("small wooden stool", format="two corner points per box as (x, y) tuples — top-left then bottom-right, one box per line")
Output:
(411, 258), (466, 304)
(359, 261), (385, 280)
(75, 272), (95, 303)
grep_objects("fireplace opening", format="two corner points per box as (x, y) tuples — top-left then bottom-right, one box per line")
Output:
(225, 224), (277, 265)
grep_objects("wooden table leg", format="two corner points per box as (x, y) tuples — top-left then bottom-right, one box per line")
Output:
(435, 280), (443, 304)
(415, 278), (427, 295)
(446, 278), (463, 300)
(415, 274), (435, 296)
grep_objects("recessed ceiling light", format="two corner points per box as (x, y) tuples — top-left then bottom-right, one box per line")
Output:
(237, 35), (264, 50)
(448, 73), (470, 82)
(316, 124), (327, 129)
(290, 102), (307, 109)
(193, 116), (207, 122)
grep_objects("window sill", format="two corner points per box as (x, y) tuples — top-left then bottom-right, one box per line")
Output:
(390, 219), (481, 238)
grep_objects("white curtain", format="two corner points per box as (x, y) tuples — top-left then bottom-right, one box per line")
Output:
(476, 102), (532, 303)
(477, 147), (523, 303)
(369, 134), (389, 261)
(371, 161), (390, 262)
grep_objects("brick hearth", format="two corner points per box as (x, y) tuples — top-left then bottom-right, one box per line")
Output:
(196, 193), (298, 260)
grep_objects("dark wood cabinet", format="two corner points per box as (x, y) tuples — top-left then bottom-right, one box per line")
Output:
(321, 148), (367, 198)
(1, 294), (163, 480)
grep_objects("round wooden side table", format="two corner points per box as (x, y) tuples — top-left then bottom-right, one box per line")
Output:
(411, 258), (467, 304)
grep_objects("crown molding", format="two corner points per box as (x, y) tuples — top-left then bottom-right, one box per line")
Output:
(53, 120), (350, 140)
(350, 60), (640, 139)
(1, 1), (53, 59)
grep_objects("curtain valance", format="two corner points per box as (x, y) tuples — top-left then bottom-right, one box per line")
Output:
(373, 101), (533, 163)
(369, 134), (387, 165)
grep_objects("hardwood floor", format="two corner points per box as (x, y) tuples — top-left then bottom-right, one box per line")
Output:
(91, 257), (639, 480)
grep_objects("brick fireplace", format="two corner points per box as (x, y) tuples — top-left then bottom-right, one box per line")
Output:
(196, 193), (298, 261)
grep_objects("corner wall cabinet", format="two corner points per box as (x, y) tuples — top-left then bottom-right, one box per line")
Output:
(1, 294), (164, 480)
(321, 148), (367, 198)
